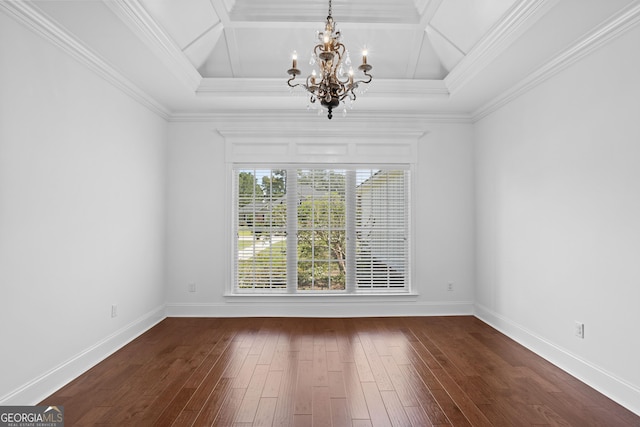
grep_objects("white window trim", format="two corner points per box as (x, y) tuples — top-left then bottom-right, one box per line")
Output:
(229, 164), (414, 296)
(222, 135), (419, 298)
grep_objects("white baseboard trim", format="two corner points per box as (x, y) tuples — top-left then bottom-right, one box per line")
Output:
(165, 301), (474, 318)
(474, 304), (640, 416)
(0, 305), (166, 406)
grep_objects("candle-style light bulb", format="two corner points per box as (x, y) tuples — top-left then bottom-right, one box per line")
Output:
(348, 67), (354, 85)
(311, 69), (317, 85)
(292, 51), (298, 69)
(362, 47), (368, 65)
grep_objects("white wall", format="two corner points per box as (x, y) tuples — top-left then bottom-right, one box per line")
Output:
(0, 13), (167, 404)
(474, 24), (640, 413)
(165, 120), (475, 317)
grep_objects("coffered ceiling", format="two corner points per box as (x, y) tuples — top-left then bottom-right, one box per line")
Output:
(138, 0), (518, 80)
(4, 0), (639, 119)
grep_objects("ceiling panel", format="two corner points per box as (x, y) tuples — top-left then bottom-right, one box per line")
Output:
(430, 0), (517, 53)
(199, 31), (234, 77)
(229, 0), (420, 24)
(138, 0), (219, 50)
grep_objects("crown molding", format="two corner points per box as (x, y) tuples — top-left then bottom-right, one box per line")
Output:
(218, 128), (427, 141)
(0, 0), (171, 120)
(196, 77), (450, 98)
(169, 109), (471, 124)
(472, 1), (640, 122)
(104, 0), (203, 92)
(444, 0), (561, 95)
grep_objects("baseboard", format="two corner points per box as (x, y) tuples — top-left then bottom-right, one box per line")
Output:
(165, 300), (474, 318)
(0, 305), (166, 405)
(474, 304), (640, 416)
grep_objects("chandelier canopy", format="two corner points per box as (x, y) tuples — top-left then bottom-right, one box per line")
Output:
(287, 0), (373, 119)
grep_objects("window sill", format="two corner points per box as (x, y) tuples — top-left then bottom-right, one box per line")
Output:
(224, 292), (419, 303)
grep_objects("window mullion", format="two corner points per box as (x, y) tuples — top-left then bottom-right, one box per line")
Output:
(286, 168), (298, 293)
(346, 170), (356, 293)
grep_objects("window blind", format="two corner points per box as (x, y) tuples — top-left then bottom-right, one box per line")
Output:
(354, 170), (409, 290)
(233, 166), (410, 293)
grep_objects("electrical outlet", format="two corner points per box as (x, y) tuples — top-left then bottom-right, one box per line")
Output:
(575, 321), (584, 339)
(111, 304), (118, 318)
(447, 283), (453, 291)
(188, 283), (197, 293)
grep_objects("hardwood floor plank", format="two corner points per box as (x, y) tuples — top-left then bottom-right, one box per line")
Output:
(233, 354), (260, 389)
(150, 387), (196, 427)
(312, 342), (329, 387)
(235, 364), (270, 423)
(353, 341), (376, 383)
(428, 388), (470, 427)
(328, 370), (347, 399)
(361, 382), (392, 427)
(529, 404), (573, 427)
(212, 387), (246, 426)
(405, 335), (492, 426)
(330, 397), (350, 427)
(182, 329), (236, 389)
(262, 370), (283, 398)
(272, 352), (299, 427)
(403, 405), (434, 427)
(336, 330), (356, 363)
(190, 377), (233, 426)
(342, 362), (370, 420)
(257, 331), (279, 366)
(71, 405), (112, 427)
(292, 414), (312, 427)
(358, 332), (395, 392)
(380, 355), (420, 407)
(389, 345), (411, 366)
(294, 360), (313, 415)
(184, 341), (244, 413)
(311, 386), (332, 427)
(397, 364), (449, 425)
(327, 350), (343, 372)
(253, 397), (278, 427)
(380, 390), (411, 427)
(38, 317), (639, 427)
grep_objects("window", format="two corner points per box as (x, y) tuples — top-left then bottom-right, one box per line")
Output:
(233, 166), (410, 293)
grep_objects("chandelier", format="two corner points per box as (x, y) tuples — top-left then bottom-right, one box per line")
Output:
(287, 0), (373, 119)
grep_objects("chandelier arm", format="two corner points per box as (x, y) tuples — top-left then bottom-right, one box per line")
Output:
(288, 75), (309, 89)
(287, 75), (299, 88)
(333, 44), (345, 75)
(339, 89), (357, 102)
(335, 73), (351, 87)
(352, 69), (373, 87)
(305, 75), (314, 88)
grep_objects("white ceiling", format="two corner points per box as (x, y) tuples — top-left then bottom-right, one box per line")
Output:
(10, 0), (639, 118)
(138, 0), (518, 80)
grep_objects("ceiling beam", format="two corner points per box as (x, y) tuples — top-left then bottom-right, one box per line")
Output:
(209, 0), (242, 76)
(405, 0), (444, 78)
(105, 0), (202, 91)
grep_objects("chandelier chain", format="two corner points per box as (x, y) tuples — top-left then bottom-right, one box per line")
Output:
(328, 0), (332, 18)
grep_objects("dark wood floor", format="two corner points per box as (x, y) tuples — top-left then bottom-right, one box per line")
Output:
(40, 316), (639, 426)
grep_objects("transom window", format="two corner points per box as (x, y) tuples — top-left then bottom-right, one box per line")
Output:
(233, 166), (410, 293)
